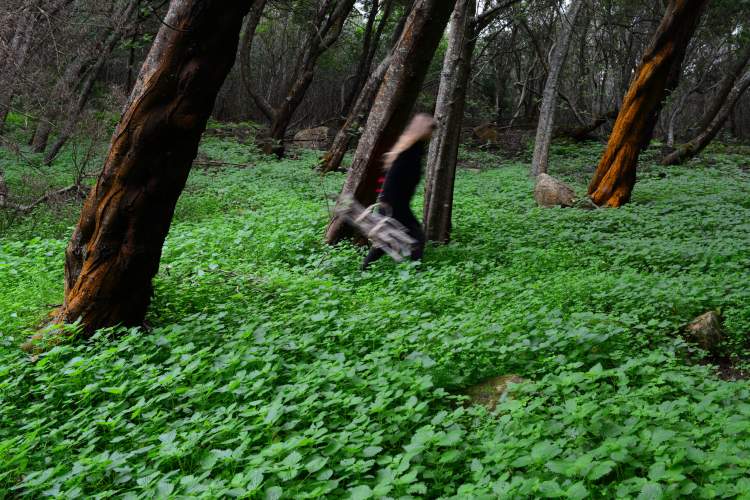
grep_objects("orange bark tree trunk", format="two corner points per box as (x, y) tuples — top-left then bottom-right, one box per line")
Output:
(587, 0), (709, 207)
(325, 0), (457, 244)
(53, 0), (253, 336)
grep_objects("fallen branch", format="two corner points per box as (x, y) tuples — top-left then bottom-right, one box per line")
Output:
(192, 159), (254, 169)
(0, 184), (87, 213)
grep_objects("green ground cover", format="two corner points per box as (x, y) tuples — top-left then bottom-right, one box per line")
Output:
(1, 132), (749, 498)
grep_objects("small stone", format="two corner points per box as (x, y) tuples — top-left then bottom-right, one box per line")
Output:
(291, 126), (336, 150)
(684, 311), (723, 352)
(534, 173), (576, 207)
(464, 374), (525, 411)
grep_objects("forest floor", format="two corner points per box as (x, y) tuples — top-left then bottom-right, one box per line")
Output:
(2, 123), (750, 498)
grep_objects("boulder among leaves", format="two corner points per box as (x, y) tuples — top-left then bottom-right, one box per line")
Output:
(684, 311), (723, 353)
(464, 374), (525, 411)
(534, 173), (576, 208)
(292, 126), (336, 150)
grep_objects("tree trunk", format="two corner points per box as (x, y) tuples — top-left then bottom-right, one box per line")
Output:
(587, 0), (708, 208)
(238, 0), (269, 107)
(422, 0), (476, 244)
(249, 0), (356, 158)
(325, 0), (457, 244)
(52, 0), (252, 336)
(43, 0), (139, 164)
(0, 2), (38, 133)
(30, 49), (95, 153)
(0, 0), (73, 133)
(319, 2), (412, 173)
(697, 42), (750, 132)
(530, 0), (584, 177)
(319, 56), (391, 173)
(662, 69), (750, 165)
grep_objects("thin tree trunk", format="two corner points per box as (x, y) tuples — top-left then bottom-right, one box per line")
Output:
(0, 2), (38, 132)
(662, 69), (750, 165)
(319, 2), (412, 173)
(697, 42), (750, 132)
(0, 0), (73, 133)
(530, 0), (584, 177)
(249, 0), (356, 158)
(319, 56), (391, 173)
(340, 0), (381, 117)
(422, 0), (476, 243)
(325, 0), (457, 244)
(31, 50), (94, 153)
(43, 0), (139, 164)
(238, 0), (269, 114)
(52, 0), (253, 336)
(587, 0), (708, 207)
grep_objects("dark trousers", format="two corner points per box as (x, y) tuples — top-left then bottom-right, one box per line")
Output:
(361, 205), (425, 269)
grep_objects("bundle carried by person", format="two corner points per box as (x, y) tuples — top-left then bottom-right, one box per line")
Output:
(335, 195), (417, 262)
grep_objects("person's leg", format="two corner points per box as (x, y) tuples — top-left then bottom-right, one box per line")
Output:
(396, 209), (425, 261)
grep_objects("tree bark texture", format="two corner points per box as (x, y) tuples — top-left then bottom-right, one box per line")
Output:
(53, 0), (253, 335)
(530, 0), (584, 177)
(587, 0), (708, 207)
(319, 56), (392, 173)
(662, 68), (750, 165)
(325, 0), (457, 244)
(422, 0), (477, 244)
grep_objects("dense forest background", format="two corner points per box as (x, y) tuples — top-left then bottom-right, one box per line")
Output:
(2, 0), (749, 167)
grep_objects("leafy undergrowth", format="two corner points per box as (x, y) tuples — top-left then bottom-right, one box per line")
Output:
(1, 138), (750, 498)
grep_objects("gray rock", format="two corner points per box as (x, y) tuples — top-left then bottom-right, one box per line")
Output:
(684, 311), (723, 352)
(292, 126), (336, 150)
(534, 173), (576, 207)
(464, 374), (525, 411)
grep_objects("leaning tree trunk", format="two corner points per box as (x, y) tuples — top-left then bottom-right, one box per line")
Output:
(587, 0), (708, 207)
(319, 2), (412, 173)
(422, 0), (476, 243)
(696, 42), (750, 132)
(530, 0), (584, 177)
(325, 0), (457, 244)
(662, 68), (750, 165)
(319, 56), (391, 173)
(52, 0), (252, 336)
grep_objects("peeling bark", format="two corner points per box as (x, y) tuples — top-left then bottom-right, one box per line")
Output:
(53, 0), (253, 335)
(587, 0), (708, 207)
(325, 0), (457, 244)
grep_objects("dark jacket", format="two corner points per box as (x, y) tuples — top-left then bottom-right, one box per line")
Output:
(378, 141), (425, 212)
